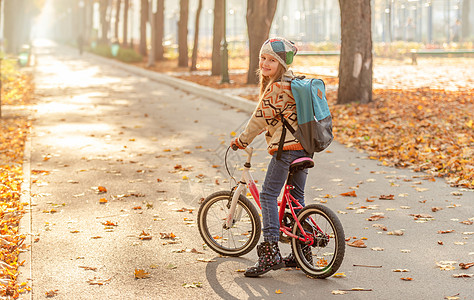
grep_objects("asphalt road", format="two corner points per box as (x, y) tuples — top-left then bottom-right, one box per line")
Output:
(18, 41), (473, 300)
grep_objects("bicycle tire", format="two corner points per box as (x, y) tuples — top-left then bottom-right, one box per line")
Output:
(198, 190), (261, 257)
(291, 204), (345, 278)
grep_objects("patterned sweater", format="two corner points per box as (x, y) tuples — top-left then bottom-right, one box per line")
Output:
(237, 79), (303, 155)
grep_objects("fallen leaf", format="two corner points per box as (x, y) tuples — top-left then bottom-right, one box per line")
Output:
(87, 276), (111, 285)
(431, 207), (443, 212)
(139, 231), (152, 240)
(452, 273), (473, 278)
(410, 213), (433, 219)
(401, 277), (413, 281)
(332, 272), (346, 278)
(101, 221), (117, 226)
(275, 289), (283, 294)
(134, 268), (150, 279)
(459, 262), (474, 269)
(331, 290), (347, 295)
(392, 269), (410, 272)
(160, 232), (176, 239)
(340, 191), (357, 197)
(347, 239), (367, 248)
(436, 261), (456, 270)
(97, 186), (107, 193)
(371, 247), (384, 251)
(367, 215), (385, 221)
(387, 230), (404, 236)
(79, 266), (97, 272)
(197, 258), (215, 263)
(45, 290), (59, 297)
(99, 198), (108, 204)
(182, 282), (202, 288)
(438, 230), (455, 234)
(379, 194), (394, 200)
(372, 224), (388, 231)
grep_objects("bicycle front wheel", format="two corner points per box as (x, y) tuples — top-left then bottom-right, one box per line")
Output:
(291, 204), (345, 278)
(198, 191), (261, 257)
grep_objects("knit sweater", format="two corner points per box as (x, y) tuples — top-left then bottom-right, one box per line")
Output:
(237, 79), (303, 155)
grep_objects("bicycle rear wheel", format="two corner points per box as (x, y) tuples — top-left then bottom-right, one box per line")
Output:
(291, 204), (345, 278)
(198, 191), (261, 257)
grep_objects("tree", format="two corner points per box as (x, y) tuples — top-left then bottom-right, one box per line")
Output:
(85, 0), (94, 45)
(114, 0), (122, 41)
(178, 0), (189, 67)
(123, 0), (130, 47)
(337, 0), (373, 104)
(246, 0), (278, 84)
(461, 0), (470, 40)
(190, 0), (203, 71)
(139, 0), (148, 56)
(4, 0), (25, 53)
(211, 0), (224, 75)
(148, 0), (156, 67)
(99, 0), (110, 44)
(154, 0), (165, 60)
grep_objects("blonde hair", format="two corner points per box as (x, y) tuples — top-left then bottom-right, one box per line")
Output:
(257, 63), (286, 99)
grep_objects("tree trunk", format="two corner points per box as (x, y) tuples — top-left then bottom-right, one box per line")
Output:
(123, 0), (130, 47)
(190, 0), (203, 71)
(155, 0), (165, 60)
(178, 0), (189, 67)
(211, 0), (224, 75)
(99, 0), (110, 44)
(461, 0), (470, 39)
(139, 0), (148, 56)
(246, 0), (278, 84)
(148, 0), (156, 67)
(337, 0), (373, 104)
(4, 0), (23, 53)
(114, 0), (121, 41)
(85, 0), (94, 45)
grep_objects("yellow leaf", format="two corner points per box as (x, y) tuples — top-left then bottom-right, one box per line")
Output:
(230, 131), (237, 137)
(332, 272), (346, 278)
(275, 289), (282, 294)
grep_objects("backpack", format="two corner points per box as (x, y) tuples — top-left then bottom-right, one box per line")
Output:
(277, 77), (334, 159)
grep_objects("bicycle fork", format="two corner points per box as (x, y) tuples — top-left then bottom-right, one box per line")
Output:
(224, 184), (246, 229)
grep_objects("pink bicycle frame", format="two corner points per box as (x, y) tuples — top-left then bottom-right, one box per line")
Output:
(225, 147), (325, 246)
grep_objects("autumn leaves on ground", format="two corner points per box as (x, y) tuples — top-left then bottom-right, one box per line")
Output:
(0, 60), (34, 298)
(0, 55), (473, 297)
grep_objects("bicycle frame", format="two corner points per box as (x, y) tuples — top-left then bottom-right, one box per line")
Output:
(225, 147), (326, 246)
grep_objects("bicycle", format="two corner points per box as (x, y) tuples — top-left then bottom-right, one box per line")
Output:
(198, 146), (345, 278)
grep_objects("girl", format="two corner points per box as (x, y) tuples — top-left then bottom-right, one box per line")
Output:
(231, 37), (310, 277)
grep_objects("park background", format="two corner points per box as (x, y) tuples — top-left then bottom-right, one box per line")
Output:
(0, 1), (473, 298)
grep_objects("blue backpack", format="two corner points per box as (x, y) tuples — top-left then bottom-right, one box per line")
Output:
(277, 77), (333, 159)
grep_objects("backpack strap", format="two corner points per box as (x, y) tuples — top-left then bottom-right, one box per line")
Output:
(276, 113), (296, 160)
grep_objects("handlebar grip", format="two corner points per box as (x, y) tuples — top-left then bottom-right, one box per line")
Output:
(231, 144), (239, 151)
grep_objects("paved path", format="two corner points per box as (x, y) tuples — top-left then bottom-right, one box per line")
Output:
(19, 41), (473, 299)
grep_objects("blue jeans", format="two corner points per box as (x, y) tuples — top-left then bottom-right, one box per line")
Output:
(260, 150), (309, 243)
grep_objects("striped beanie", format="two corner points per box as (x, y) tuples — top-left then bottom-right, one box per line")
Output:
(259, 37), (298, 70)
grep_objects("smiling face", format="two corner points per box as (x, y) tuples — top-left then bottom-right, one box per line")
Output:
(259, 53), (281, 78)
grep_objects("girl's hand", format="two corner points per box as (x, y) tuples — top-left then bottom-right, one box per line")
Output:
(230, 138), (245, 151)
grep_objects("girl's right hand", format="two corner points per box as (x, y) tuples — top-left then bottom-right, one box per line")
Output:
(230, 138), (245, 151)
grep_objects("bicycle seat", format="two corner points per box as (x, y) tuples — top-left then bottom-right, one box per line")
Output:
(289, 157), (315, 172)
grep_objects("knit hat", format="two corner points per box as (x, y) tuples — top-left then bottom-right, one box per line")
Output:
(259, 37), (298, 70)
